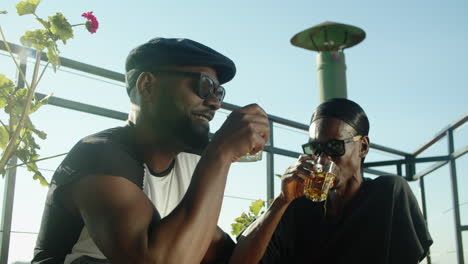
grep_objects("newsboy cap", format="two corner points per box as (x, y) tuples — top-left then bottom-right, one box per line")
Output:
(125, 37), (236, 94)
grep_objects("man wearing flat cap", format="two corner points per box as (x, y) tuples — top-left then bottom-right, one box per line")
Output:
(33, 38), (270, 264)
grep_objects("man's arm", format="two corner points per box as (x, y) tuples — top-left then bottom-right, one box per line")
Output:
(229, 197), (291, 264)
(202, 227), (235, 264)
(229, 155), (315, 264)
(69, 104), (270, 264)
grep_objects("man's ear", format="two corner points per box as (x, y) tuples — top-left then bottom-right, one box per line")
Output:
(360, 136), (370, 158)
(135, 72), (155, 100)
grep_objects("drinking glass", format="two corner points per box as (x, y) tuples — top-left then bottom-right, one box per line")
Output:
(303, 159), (339, 202)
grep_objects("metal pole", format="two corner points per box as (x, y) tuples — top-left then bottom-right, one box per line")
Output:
(419, 177), (431, 264)
(404, 155), (416, 181)
(0, 157), (18, 264)
(316, 51), (347, 102)
(266, 120), (274, 203)
(447, 129), (464, 264)
(0, 50), (27, 264)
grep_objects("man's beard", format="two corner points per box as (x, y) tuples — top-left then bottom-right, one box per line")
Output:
(178, 118), (210, 154)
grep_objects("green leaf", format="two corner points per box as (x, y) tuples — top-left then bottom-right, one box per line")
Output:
(15, 148), (28, 162)
(249, 199), (265, 216)
(231, 222), (244, 236)
(20, 29), (48, 51)
(31, 128), (47, 140)
(14, 86), (28, 98)
(16, 0), (41, 16)
(0, 74), (15, 108)
(231, 199), (267, 236)
(234, 216), (248, 225)
(48, 13), (73, 44)
(0, 97), (8, 109)
(240, 212), (249, 220)
(22, 116), (35, 130)
(6, 89), (28, 123)
(23, 129), (40, 150)
(33, 172), (49, 186)
(26, 159), (39, 172)
(0, 74), (14, 90)
(46, 44), (60, 70)
(0, 73), (15, 93)
(0, 125), (9, 150)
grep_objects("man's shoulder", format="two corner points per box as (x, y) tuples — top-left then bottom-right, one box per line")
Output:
(367, 175), (412, 196)
(80, 125), (132, 145)
(69, 124), (138, 160)
(371, 175), (407, 185)
(52, 124), (144, 187)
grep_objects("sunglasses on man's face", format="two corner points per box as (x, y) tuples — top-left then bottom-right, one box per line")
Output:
(302, 135), (362, 158)
(154, 70), (226, 102)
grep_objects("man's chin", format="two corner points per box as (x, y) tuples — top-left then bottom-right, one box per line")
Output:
(183, 127), (210, 153)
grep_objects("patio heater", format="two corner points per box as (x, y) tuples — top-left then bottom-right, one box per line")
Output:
(290, 21), (366, 102)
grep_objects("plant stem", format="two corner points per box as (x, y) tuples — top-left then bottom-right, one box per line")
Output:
(30, 47), (42, 87)
(17, 128), (27, 148)
(71, 23), (85, 27)
(0, 51), (42, 172)
(0, 119), (8, 135)
(36, 61), (50, 85)
(0, 26), (31, 90)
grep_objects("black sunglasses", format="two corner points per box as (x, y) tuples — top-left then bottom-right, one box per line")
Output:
(154, 70), (226, 102)
(302, 136), (362, 158)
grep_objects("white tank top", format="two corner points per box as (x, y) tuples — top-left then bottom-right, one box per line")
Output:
(64, 152), (200, 263)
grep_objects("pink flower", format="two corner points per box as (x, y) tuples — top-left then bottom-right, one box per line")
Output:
(81, 11), (99, 34)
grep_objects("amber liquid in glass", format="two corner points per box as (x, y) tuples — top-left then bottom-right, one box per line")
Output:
(303, 172), (335, 202)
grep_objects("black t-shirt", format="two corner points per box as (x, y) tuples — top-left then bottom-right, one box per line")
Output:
(32, 124), (145, 264)
(258, 176), (433, 264)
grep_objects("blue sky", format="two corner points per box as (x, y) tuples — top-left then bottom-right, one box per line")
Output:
(1, 0), (467, 263)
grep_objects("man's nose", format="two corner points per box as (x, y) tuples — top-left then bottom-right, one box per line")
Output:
(316, 153), (332, 165)
(204, 92), (222, 110)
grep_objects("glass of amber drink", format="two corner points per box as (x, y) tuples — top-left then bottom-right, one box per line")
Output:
(238, 150), (264, 162)
(303, 160), (339, 202)
(238, 142), (270, 162)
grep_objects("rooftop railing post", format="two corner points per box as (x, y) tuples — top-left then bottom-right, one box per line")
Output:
(0, 157), (17, 264)
(419, 177), (431, 264)
(266, 120), (275, 203)
(396, 164), (402, 177)
(404, 155), (416, 180)
(447, 129), (464, 264)
(0, 50), (27, 264)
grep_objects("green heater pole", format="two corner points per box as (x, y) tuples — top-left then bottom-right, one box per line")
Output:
(291, 22), (366, 103)
(317, 51), (347, 102)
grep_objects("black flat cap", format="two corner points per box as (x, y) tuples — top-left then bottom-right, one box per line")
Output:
(125, 38), (236, 94)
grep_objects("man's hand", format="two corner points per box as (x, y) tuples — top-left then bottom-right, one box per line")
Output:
(279, 154), (317, 203)
(210, 104), (270, 162)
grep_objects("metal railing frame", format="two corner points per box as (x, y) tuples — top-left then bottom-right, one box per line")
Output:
(1, 41), (467, 263)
